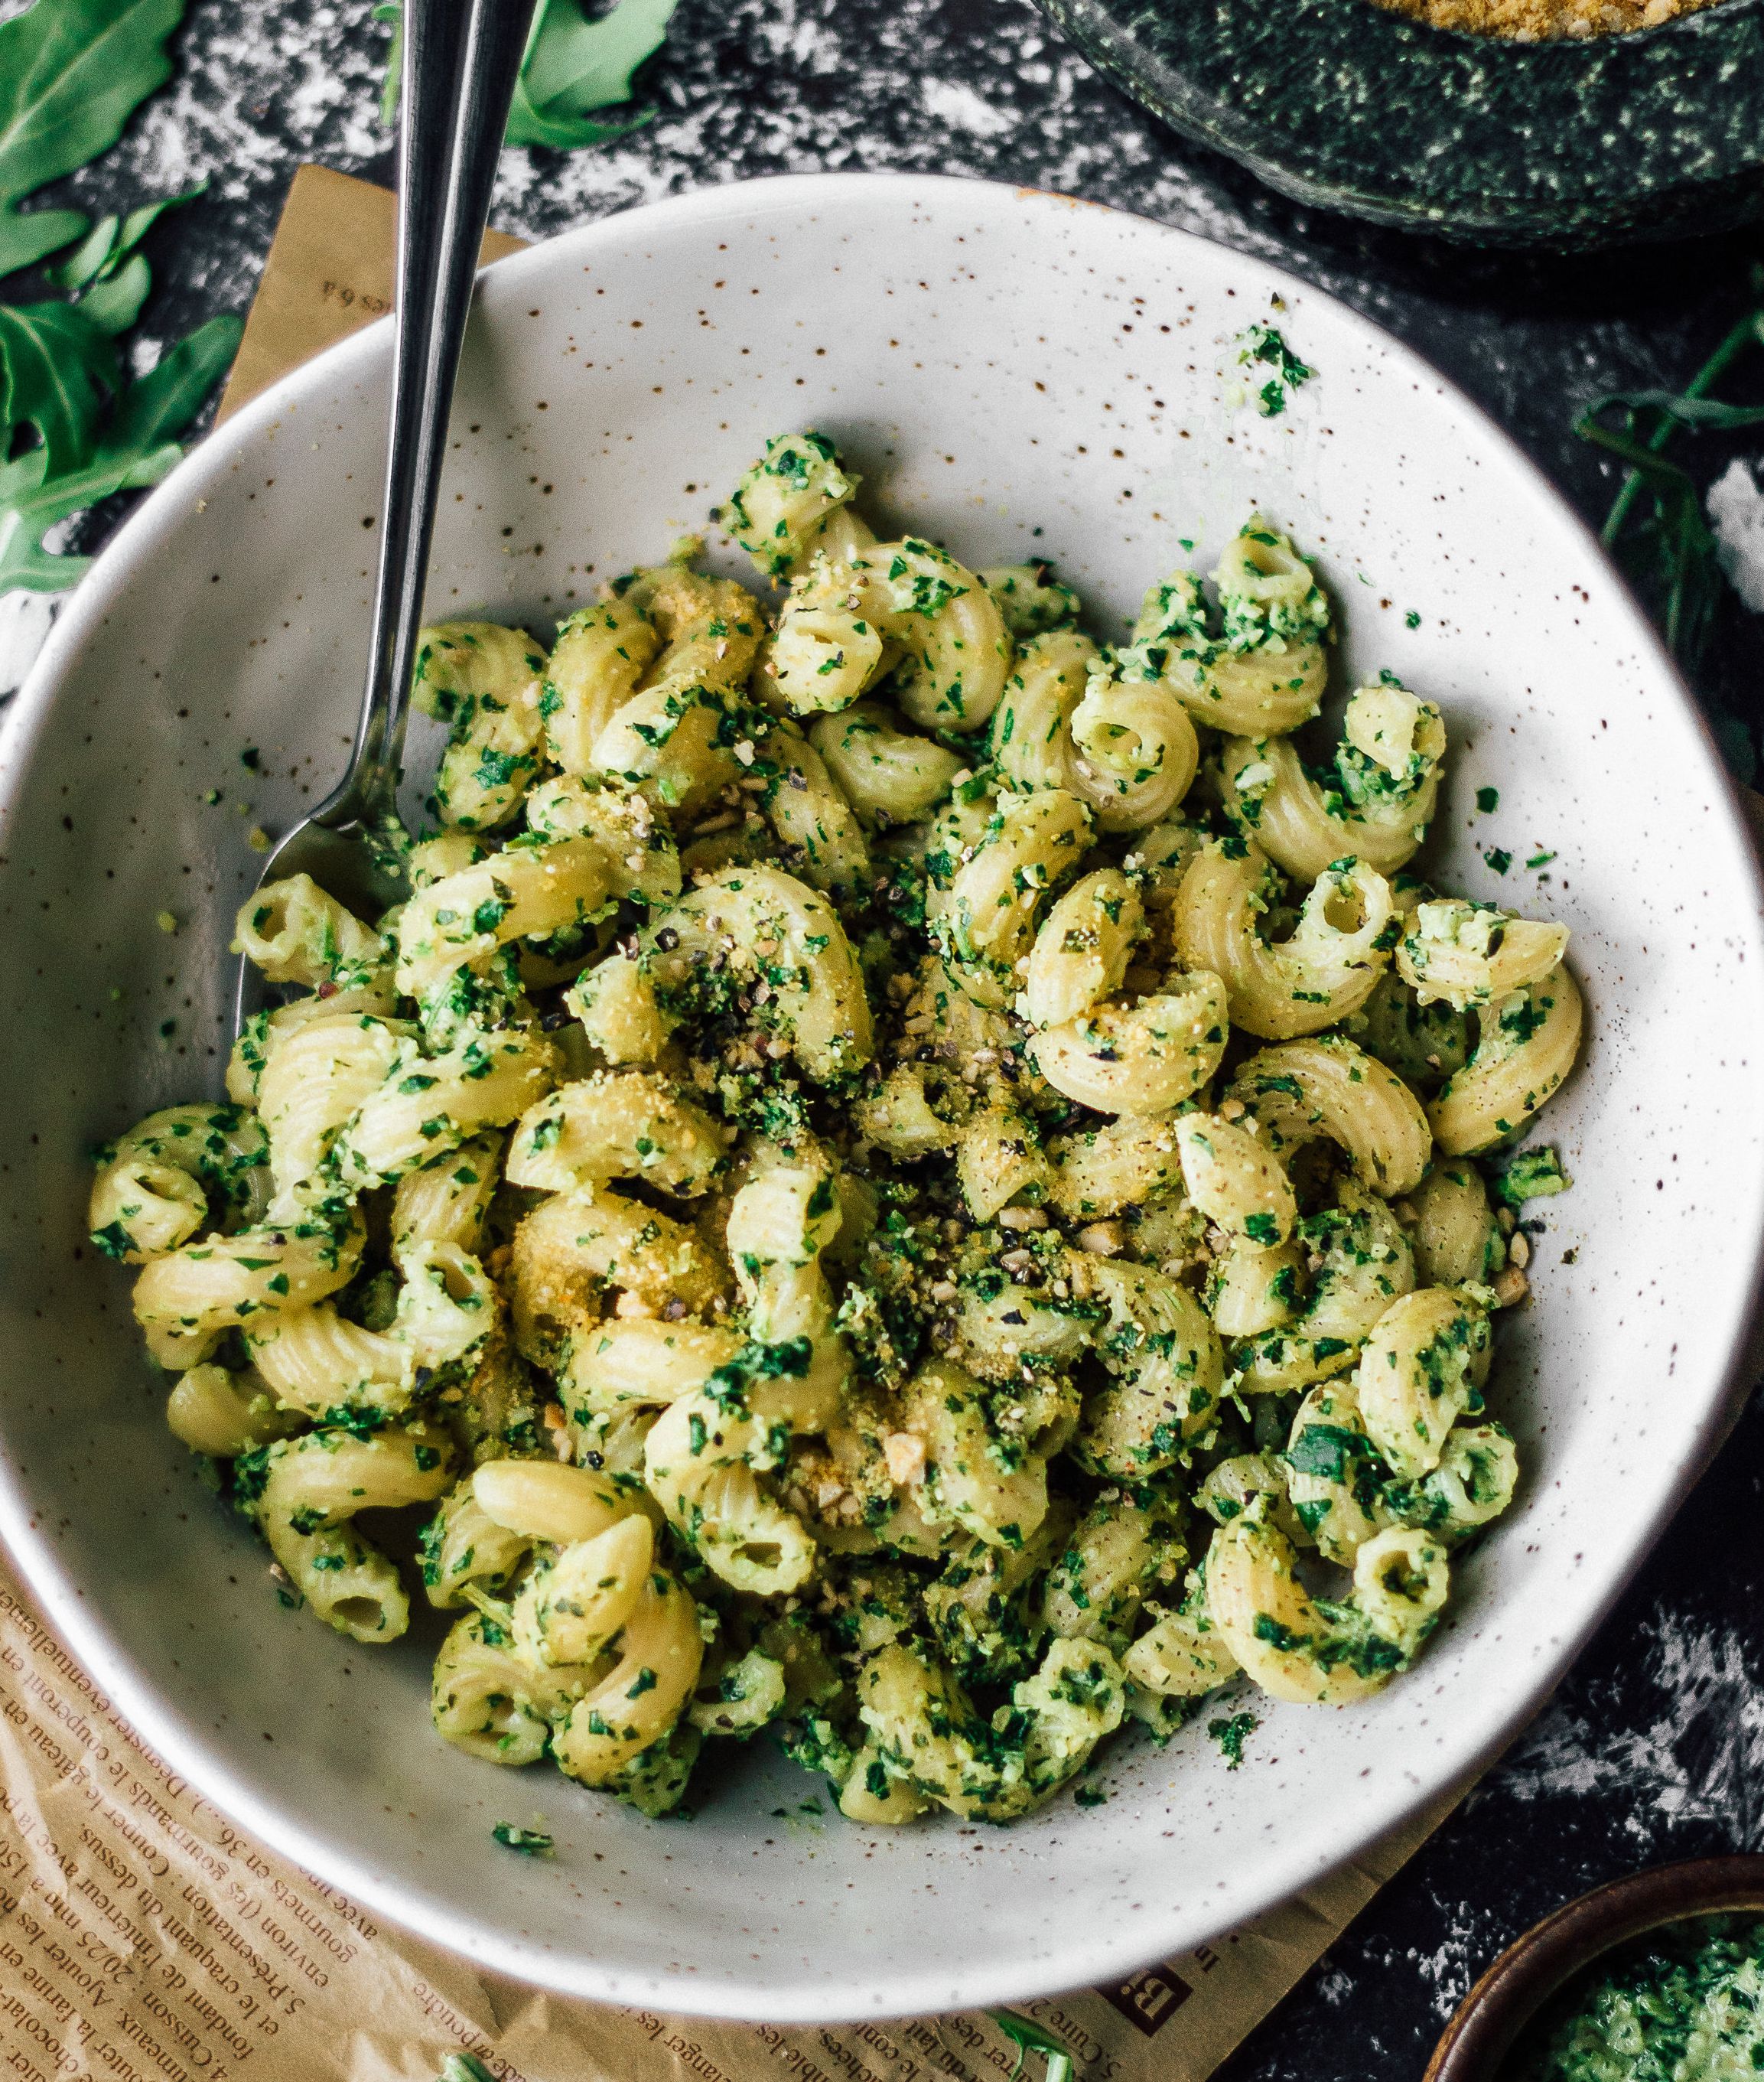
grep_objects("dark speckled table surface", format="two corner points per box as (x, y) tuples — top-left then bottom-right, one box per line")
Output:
(31, 0), (1764, 2071)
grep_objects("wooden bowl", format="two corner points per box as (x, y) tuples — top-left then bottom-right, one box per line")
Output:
(1036, 0), (1764, 249)
(1427, 1856), (1764, 2080)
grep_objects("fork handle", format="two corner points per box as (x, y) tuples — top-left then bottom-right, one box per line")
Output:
(320, 0), (537, 833)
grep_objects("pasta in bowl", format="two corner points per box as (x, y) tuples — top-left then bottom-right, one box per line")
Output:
(93, 434), (1585, 1829)
(5, 173), (1761, 2019)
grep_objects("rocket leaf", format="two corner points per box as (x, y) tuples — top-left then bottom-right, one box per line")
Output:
(379, 0), (679, 151)
(505, 0), (679, 149)
(0, 311), (240, 595)
(0, 2), (236, 606)
(0, 435), (178, 592)
(0, 298), (116, 471)
(0, 0), (187, 279)
(44, 182), (205, 290)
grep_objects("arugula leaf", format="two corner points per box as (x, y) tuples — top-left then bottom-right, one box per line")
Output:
(0, 8), (236, 608)
(378, 0), (679, 150)
(506, 0), (679, 148)
(107, 311), (238, 450)
(45, 182), (203, 290)
(41, 212), (118, 290)
(76, 248), (149, 333)
(0, 0), (187, 279)
(0, 298), (116, 471)
(0, 435), (178, 591)
(373, 2), (402, 129)
(0, 314), (240, 593)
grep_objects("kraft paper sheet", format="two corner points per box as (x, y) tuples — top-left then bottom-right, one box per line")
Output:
(2, 161), (1459, 2080)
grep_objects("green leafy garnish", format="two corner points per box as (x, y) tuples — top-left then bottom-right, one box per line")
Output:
(1574, 275), (1764, 777)
(0, 441), (173, 590)
(0, 2), (241, 597)
(44, 182), (203, 337)
(1235, 319), (1315, 419)
(1494, 1145), (1570, 1209)
(0, 299), (113, 468)
(379, 0), (679, 148)
(509, 0), (679, 148)
(0, 0), (185, 277)
(990, 2012), (1076, 2082)
(1208, 1710), (1258, 1768)
(490, 1821), (555, 1856)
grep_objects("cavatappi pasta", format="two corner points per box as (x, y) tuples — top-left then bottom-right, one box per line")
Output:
(93, 430), (1583, 1827)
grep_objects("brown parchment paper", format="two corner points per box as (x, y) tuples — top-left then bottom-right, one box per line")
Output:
(216, 166), (528, 425)
(0, 161), (1463, 2079)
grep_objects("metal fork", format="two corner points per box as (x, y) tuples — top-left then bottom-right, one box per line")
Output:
(231, 0), (536, 1040)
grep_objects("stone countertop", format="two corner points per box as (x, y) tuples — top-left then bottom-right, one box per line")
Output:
(37, 0), (1764, 2071)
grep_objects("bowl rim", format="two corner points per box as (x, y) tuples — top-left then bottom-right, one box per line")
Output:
(3, 167), (1764, 2018)
(1426, 1856), (1764, 2080)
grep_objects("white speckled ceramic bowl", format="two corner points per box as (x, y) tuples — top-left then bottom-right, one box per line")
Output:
(2, 173), (1761, 2023)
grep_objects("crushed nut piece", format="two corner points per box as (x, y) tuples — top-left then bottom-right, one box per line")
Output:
(884, 1432), (927, 1487)
(1076, 1221), (1126, 1256)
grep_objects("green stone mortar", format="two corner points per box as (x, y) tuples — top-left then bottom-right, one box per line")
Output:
(1037, 0), (1764, 247)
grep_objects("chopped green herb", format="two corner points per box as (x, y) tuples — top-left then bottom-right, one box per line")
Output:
(1235, 320), (1315, 418)
(1208, 1711), (1258, 1769)
(1495, 1145), (1571, 1208)
(490, 1822), (554, 1857)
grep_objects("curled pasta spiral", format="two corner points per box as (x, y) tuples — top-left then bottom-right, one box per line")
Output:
(991, 632), (1199, 832)
(1219, 679), (1446, 882)
(1124, 520), (1331, 738)
(1173, 842), (1398, 1041)
(768, 538), (1014, 731)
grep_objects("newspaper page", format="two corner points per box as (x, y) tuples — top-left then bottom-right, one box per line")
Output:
(0, 1562), (1450, 2081)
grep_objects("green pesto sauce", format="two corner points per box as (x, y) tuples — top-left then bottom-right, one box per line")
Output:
(1506, 1915), (1764, 2082)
